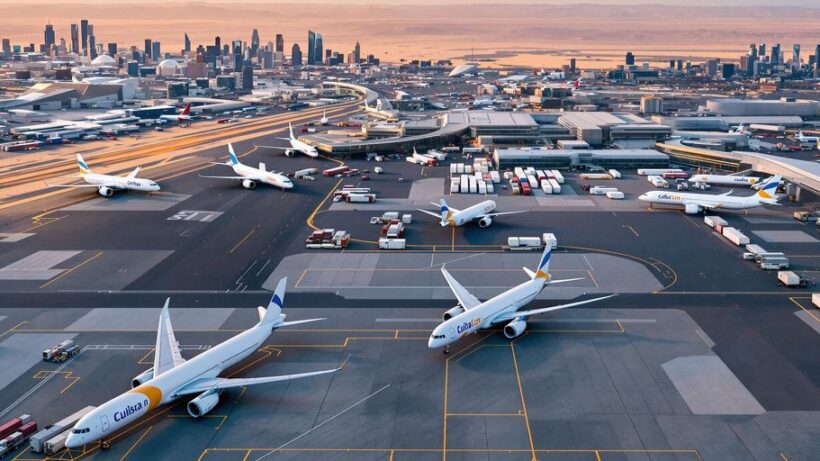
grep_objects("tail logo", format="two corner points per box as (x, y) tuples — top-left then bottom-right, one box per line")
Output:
(535, 250), (551, 280)
(78, 158), (90, 175)
(271, 294), (283, 309)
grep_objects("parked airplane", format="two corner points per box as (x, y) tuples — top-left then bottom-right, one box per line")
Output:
(65, 278), (339, 449)
(428, 246), (615, 353)
(50, 154), (160, 197)
(688, 173), (766, 187)
(639, 175), (781, 214)
(259, 123), (319, 158)
(728, 124), (747, 135)
(159, 103), (192, 123)
(567, 78), (582, 89)
(796, 131), (819, 144)
(319, 110), (329, 126)
(200, 144), (293, 189)
(417, 198), (525, 228)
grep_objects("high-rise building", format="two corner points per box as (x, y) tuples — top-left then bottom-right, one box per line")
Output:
(705, 59), (719, 77)
(758, 43), (766, 58)
(144, 39), (152, 59)
(241, 61), (253, 90)
(80, 19), (89, 54)
(152, 41), (161, 61)
(44, 24), (55, 49)
(792, 44), (800, 65)
(184, 33), (191, 52)
(251, 29), (260, 55)
(215, 36), (221, 54)
(815, 44), (820, 74)
(2, 39), (11, 55)
(291, 43), (302, 66)
(353, 41), (361, 64)
(640, 96), (663, 114)
(315, 33), (323, 65)
(722, 63), (736, 79)
(275, 34), (284, 53)
(107, 42), (117, 57)
(325, 49), (331, 65)
(570, 57), (576, 73)
(89, 35), (97, 59)
(70, 24), (79, 54)
(771, 43), (781, 66)
(625, 52), (634, 66)
(307, 30), (316, 65)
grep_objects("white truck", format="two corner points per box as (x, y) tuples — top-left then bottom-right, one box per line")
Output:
(378, 238), (406, 250)
(542, 233), (558, 249)
(606, 191), (625, 199)
(506, 236), (543, 251)
(30, 406), (95, 453)
(777, 271), (808, 288)
(721, 227), (750, 246)
(589, 186), (618, 195)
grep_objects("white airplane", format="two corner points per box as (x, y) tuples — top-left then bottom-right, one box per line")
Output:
(64, 278), (339, 449)
(728, 124), (746, 135)
(688, 173), (765, 187)
(200, 144), (293, 190)
(417, 198), (525, 228)
(258, 123), (319, 158)
(797, 131), (819, 144)
(567, 78), (582, 89)
(158, 103), (192, 123)
(319, 110), (329, 126)
(428, 246), (615, 353)
(50, 154), (160, 197)
(639, 175), (781, 214)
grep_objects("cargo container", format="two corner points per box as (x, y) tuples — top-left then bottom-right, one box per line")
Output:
(662, 171), (689, 180)
(589, 186), (618, 195)
(345, 193), (376, 203)
(514, 167), (526, 178)
(606, 191), (625, 199)
(536, 170), (547, 182)
(478, 181), (487, 194)
(760, 257), (789, 270)
(486, 183), (494, 194)
(548, 178), (561, 194)
(323, 166), (350, 177)
(540, 180), (553, 194)
(378, 238), (406, 250)
(464, 165), (473, 174)
(44, 432), (69, 456)
(638, 168), (684, 176)
(520, 182), (532, 196)
(526, 174), (538, 187)
(294, 168), (318, 178)
(457, 163), (465, 174)
(550, 170), (565, 184)
(450, 179), (460, 193)
(0, 415), (30, 440)
(608, 169), (622, 179)
(507, 237), (543, 250)
(703, 216), (728, 228)
(742, 244), (768, 260)
(30, 406), (95, 453)
(721, 227), (750, 246)
(511, 183), (520, 195)
(812, 293), (819, 309)
(449, 164), (458, 174)
(777, 271), (807, 287)
(490, 171), (500, 183)
(648, 176), (669, 188)
(0, 431), (26, 455)
(542, 233), (558, 249)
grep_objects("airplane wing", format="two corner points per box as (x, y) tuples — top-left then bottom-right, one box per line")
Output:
(440, 266), (481, 310)
(49, 183), (123, 189)
(416, 208), (443, 219)
(492, 294), (617, 323)
(478, 210), (528, 218)
(173, 367), (340, 396)
(257, 145), (288, 150)
(684, 200), (718, 210)
(199, 174), (265, 182)
(430, 201), (460, 213)
(154, 298), (185, 377)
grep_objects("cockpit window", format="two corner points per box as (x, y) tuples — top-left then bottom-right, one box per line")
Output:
(432, 334), (446, 339)
(72, 428), (90, 434)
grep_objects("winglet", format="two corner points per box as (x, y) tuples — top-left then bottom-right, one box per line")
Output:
(77, 154), (91, 175)
(532, 246), (552, 281)
(227, 144), (239, 166)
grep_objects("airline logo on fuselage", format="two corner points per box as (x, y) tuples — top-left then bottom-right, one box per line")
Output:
(657, 193), (682, 201)
(114, 399), (149, 422)
(127, 180), (142, 187)
(456, 317), (481, 335)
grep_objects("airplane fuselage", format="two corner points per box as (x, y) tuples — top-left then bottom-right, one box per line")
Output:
(639, 191), (761, 211)
(232, 163), (293, 189)
(445, 200), (496, 226)
(688, 174), (759, 186)
(65, 325), (271, 448)
(82, 173), (160, 192)
(289, 138), (319, 158)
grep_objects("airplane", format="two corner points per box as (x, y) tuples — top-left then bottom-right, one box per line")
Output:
(159, 103), (192, 123)
(639, 175), (781, 214)
(688, 173), (765, 187)
(471, 98), (495, 108)
(64, 278), (340, 449)
(428, 246), (615, 353)
(258, 123), (319, 158)
(50, 154), (160, 197)
(417, 198), (525, 228)
(567, 78), (582, 90)
(200, 144), (293, 190)
(728, 124), (746, 135)
(319, 110), (329, 126)
(796, 131), (819, 144)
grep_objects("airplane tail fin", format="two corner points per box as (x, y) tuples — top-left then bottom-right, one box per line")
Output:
(77, 154), (91, 175)
(289, 122), (295, 139)
(531, 246), (552, 281)
(755, 175), (781, 202)
(180, 103), (191, 116)
(227, 144), (240, 166)
(439, 198), (452, 225)
(258, 277), (287, 327)
(127, 167), (140, 179)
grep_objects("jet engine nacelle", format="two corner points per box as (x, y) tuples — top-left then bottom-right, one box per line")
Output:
(242, 179), (257, 189)
(477, 216), (493, 228)
(98, 186), (114, 197)
(187, 391), (220, 418)
(131, 368), (154, 389)
(503, 319), (527, 339)
(284, 149), (295, 157)
(684, 203), (702, 215)
(443, 305), (465, 321)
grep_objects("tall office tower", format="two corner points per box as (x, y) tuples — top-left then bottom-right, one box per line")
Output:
(152, 41), (161, 61)
(758, 43), (766, 57)
(771, 43), (781, 66)
(722, 63), (735, 79)
(815, 44), (820, 74)
(44, 24), (55, 49)
(80, 19), (89, 54)
(570, 57), (576, 73)
(184, 33), (191, 52)
(291, 43), (302, 66)
(625, 51), (635, 66)
(353, 41), (361, 64)
(748, 43), (757, 60)
(307, 31), (316, 65)
(315, 33), (323, 65)
(70, 24), (79, 54)
(241, 61), (253, 90)
(2, 39), (11, 55)
(214, 36), (221, 54)
(325, 49), (332, 65)
(144, 39), (152, 59)
(669, 59), (675, 69)
(792, 44), (800, 65)
(705, 59), (719, 77)
(263, 49), (273, 69)
(676, 59), (683, 71)
(107, 42), (117, 57)
(251, 29), (260, 56)
(89, 35), (97, 59)
(275, 34), (284, 53)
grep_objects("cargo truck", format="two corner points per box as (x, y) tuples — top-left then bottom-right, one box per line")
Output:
(721, 227), (750, 246)
(777, 271), (809, 288)
(606, 191), (624, 199)
(542, 233), (558, 249)
(323, 166), (350, 177)
(506, 237), (543, 251)
(345, 193), (376, 203)
(638, 168), (683, 176)
(378, 238), (406, 250)
(589, 186), (618, 195)
(0, 415), (31, 440)
(30, 406), (95, 453)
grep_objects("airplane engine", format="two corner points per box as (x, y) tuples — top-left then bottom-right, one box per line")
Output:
(443, 305), (465, 321)
(477, 216), (493, 228)
(503, 319), (527, 339)
(684, 203), (702, 215)
(131, 369), (154, 389)
(284, 149), (295, 157)
(98, 186), (114, 197)
(242, 179), (257, 189)
(187, 391), (220, 418)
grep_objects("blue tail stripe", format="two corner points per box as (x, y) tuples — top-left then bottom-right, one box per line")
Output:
(271, 294), (283, 309)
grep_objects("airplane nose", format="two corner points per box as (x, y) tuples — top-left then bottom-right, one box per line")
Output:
(65, 434), (81, 448)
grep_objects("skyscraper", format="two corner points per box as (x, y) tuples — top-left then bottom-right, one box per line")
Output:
(275, 34), (284, 53)
(758, 43), (766, 58)
(792, 44), (800, 65)
(44, 24), (55, 49)
(89, 35), (97, 59)
(307, 31), (316, 65)
(353, 41), (361, 64)
(251, 29), (260, 55)
(2, 39), (11, 55)
(291, 43), (302, 66)
(625, 51), (634, 66)
(144, 39), (152, 59)
(107, 43), (117, 57)
(70, 24), (79, 54)
(241, 61), (253, 90)
(771, 43), (781, 66)
(315, 33), (323, 65)
(80, 19), (89, 55)
(152, 41), (161, 61)
(184, 33), (191, 52)
(215, 36), (221, 54)
(815, 44), (820, 75)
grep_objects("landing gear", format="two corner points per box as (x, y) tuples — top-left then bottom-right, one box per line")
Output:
(100, 439), (111, 450)
(443, 346), (450, 355)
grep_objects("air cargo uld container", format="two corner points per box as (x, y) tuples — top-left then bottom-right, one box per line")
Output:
(721, 227), (750, 246)
(550, 170), (565, 184)
(540, 180), (553, 194)
(606, 191), (625, 199)
(638, 168), (683, 176)
(703, 216), (728, 228)
(548, 178), (561, 194)
(608, 169), (622, 179)
(542, 233), (558, 249)
(589, 186), (618, 195)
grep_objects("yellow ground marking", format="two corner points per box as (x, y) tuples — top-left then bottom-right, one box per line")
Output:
(33, 370), (80, 394)
(229, 226), (259, 254)
(451, 227), (456, 252)
(235, 386), (248, 404)
(40, 251), (104, 289)
(21, 211), (67, 233)
(677, 211), (702, 228)
(306, 177), (345, 231)
(779, 453), (790, 461)
(595, 450), (603, 461)
(789, 297), (820, 324)
(167, 414), (227, 430)
(119, 426), (153, 461)
(0, 321), (27, 338)
(137, 348), (155, 365)
(510, 342), (537, 461)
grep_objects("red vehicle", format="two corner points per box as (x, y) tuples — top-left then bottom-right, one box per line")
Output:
(662, 172), (689, 180)
(323, 166), (351, 177)
(217, 118), (230, 124)
(0, 417), (24, 440)
(520, 182), (532, 196)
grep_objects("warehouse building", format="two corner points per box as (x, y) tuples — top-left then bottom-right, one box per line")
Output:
(493, 147), (669, 170)
(705, 98), (819, 117)
(557, 111), (671, 147)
